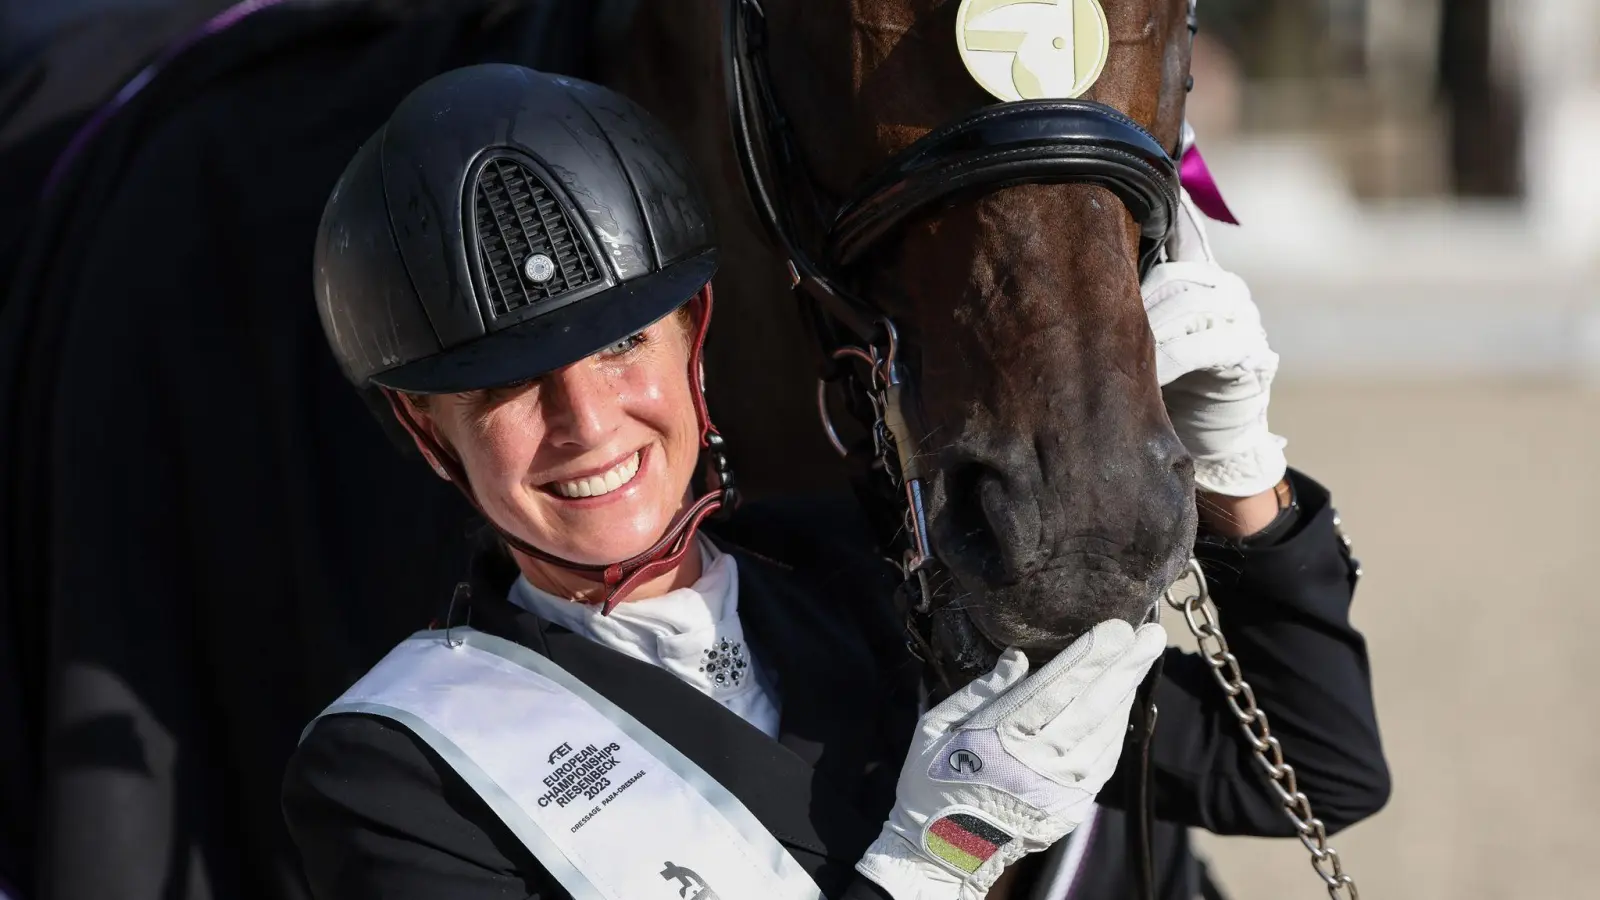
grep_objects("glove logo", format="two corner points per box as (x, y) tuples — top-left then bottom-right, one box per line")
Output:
(947, 748), (984, 775)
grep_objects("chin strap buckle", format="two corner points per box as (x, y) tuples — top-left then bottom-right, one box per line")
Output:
(706, 431), (740, 520)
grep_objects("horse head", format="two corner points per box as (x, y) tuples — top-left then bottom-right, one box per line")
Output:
(608, 0), (1199, 659)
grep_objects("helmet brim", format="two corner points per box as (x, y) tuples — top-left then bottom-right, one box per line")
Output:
(371, 250), (717, 395)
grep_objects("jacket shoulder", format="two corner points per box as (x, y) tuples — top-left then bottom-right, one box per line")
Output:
(709, 493), (911, 670)
(284, 712), (547, 899)
(710, 493), (895, 589)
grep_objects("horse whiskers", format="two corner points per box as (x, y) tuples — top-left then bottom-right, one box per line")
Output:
(942, 594), (983, 614)
(904, 437), (954, 471)
(1200, 558), (1245, 579)
(908, 425), (950, 452)
(1195, 495), (1256, 533)
(1207, 508), (1245, 529)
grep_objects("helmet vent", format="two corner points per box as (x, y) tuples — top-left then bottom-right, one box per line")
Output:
(474, 158), (601, 317)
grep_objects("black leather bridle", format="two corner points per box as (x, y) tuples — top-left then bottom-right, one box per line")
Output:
(720, 3), (1198, 897)
(721, 0), (1190, 685)
(723, 0), (1182, 323)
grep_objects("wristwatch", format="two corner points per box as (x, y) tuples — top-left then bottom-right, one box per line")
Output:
(1239, 474), (1299, 547)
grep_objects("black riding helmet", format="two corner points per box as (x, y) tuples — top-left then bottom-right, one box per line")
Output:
(313, 64), (732, 610)
(315, 63), (717, 393)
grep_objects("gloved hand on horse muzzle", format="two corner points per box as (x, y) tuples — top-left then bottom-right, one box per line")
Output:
(1142, 189), (1288, 498)
(856, 620), (1166, 900)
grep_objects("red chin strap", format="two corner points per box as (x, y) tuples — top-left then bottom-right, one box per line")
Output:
(384, 284), (733, 614)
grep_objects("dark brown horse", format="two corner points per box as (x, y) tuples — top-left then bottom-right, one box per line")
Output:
(605, 0), (1199, 649)
(0, 3), (1206, 897)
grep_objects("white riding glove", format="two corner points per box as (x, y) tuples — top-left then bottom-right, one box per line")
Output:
(856, 620), (1167, 900)
(1142, 188), (1288, 497)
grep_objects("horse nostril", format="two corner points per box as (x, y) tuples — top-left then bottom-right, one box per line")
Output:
(939, 457), (1048, 585)
(1154, 435), (1192, 480)
(1172, 452), (1194, 479)
(942, 461), (1008, 582)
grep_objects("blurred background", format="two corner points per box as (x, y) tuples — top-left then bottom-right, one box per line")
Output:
(2, 1), (1592, 899)
(1178, 1), (1598, 898)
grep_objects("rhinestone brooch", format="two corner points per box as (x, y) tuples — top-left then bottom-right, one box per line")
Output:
(699, 637), (748, 688)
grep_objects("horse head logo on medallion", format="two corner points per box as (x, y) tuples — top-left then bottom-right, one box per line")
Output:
(955, 0), (1112, 102)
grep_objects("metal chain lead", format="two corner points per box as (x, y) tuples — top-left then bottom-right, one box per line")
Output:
(825, 320), (1368, 893)
(1164, 558), (1359, 900)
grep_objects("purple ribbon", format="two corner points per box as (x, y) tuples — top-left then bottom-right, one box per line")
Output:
(1179, 141), (1239, 226)
(41, 0), (289, 199)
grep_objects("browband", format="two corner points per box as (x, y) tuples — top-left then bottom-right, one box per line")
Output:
(829, 99), (1178, 270)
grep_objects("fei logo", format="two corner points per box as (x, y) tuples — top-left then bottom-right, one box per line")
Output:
(955, 0), (1112, 102)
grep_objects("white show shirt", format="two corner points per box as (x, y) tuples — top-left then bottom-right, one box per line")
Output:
(508, 539), (782, 738)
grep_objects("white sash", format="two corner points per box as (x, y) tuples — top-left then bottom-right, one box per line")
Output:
(308, 627), (823, 900)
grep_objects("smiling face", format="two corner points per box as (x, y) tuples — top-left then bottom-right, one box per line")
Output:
(404, 308), (702, 569)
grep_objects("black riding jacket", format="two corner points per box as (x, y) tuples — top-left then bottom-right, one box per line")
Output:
(283, 469), (1389, 900)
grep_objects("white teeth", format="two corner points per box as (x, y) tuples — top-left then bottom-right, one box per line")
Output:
(552, 451), (640, 499)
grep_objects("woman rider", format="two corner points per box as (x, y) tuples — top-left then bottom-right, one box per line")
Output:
(284, 64), (1387, 900)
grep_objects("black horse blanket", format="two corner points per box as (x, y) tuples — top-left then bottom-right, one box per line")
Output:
(0, 3), (604, 897)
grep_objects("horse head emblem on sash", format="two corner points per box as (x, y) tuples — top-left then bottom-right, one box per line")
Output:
(660, 861), (722, 900)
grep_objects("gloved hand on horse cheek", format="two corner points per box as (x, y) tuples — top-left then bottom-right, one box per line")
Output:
(856, 621), (1167, 900)
(1141, 188), (1288, 498)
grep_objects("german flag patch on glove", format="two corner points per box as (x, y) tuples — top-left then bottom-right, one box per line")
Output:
(924, 813), (1013, 874)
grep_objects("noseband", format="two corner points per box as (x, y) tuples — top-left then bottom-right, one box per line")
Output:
(721, 0), (1184, 684)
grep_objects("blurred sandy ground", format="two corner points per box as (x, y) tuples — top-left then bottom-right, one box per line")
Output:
(1181, 7), (1599, 889)
(1184, 379), (1599, 899)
